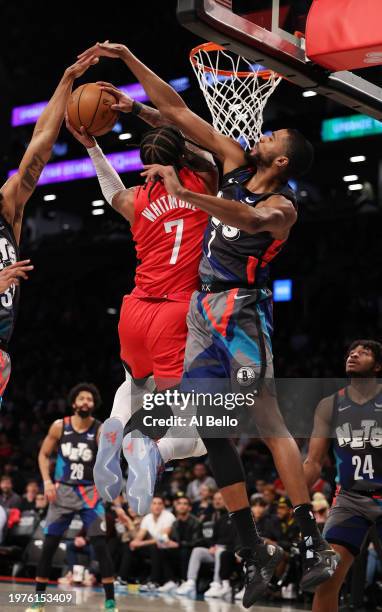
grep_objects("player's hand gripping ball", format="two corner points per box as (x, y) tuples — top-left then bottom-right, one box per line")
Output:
(67, 82), (119, 136)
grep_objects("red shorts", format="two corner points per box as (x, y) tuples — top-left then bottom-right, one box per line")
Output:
(0, 350), (11, 398)
(118, 294), (190, 389)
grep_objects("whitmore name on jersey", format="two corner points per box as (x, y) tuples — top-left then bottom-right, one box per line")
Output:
(141, 195), (197, 223)
(61, 442), (93, 462)
(336, 419), (382, 449)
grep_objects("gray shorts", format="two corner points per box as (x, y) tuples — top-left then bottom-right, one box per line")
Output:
(324, 489), (382, 556)
(44, 483), (106, 538)
(183, 289), (274, 389)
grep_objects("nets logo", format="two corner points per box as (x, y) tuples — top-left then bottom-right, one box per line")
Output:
(236, 367), (256, 387)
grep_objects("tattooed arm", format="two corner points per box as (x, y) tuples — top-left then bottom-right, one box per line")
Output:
(0, 56), (97, 244)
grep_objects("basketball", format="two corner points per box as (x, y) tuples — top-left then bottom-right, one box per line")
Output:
(66, 83), (119, 136)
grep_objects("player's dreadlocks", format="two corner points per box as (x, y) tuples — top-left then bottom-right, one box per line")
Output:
(140, 126), (185, 167)
(140, 125), (215, 201)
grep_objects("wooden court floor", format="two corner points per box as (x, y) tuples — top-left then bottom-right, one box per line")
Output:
(0, 581), (309, 611)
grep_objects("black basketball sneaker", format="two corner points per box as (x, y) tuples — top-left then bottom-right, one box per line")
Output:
(300, 536), (339, 592)
(238, 541), (284, 608)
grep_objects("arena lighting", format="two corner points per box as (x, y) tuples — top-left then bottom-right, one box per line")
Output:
(92, 208), (105, 216)
(112, 122), (123, 134)
(8, 150), (142, 185)
(92, 200), (104, 207)
(273, 279), (292, 302)
(343, 175), (358, 182)
(350, 155), (366, 163)
(43, 194), (56, 201)
(348, 183), (363, 191)
(119, 133), (132, 141)
(11, 77), (190, 127)
(302, 90), (317, 97)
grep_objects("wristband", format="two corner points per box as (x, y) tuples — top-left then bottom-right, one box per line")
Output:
(44, 479), (53, 485)
(131, 101), (143, 116)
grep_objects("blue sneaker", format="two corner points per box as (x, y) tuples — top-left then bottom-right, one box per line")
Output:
(123, 431), (164, 515)
(94, 417), (124, 501)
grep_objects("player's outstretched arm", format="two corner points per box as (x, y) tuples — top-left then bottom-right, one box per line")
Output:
(65, 115), (134, 224)
(94, 81), (167, 128)
(303, 396), (334, 490)
(141, 164), (296, 239)
(78, 42), (245, 172)
(0, 56), (98, 244)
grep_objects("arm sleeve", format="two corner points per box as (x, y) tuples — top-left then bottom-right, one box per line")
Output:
(87, 143), (126, 205)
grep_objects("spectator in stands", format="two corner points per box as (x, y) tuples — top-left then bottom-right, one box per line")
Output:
(312, 492), (330, 528)
(2, 462), (26, 493)
(255, 479), (267, 495)
(175, 491), (236, 598)
(186, 463), (216, 503)
(118, 496), (175, 590)
(34, 493), (48, 520)
(58, 531), (97, 587)
(157, 496), (202, 593)
(20, 481), (39, 511)
(192, 484), (214, 523)
(273, 477), (287, 497)
(115, 507), (142, 586)
(263, 484), (278, 516)
(276, 497), (300, 552)
(251, 498), (281, 542)
(166, 467), (189, 499)
(0, 476), (21, 509)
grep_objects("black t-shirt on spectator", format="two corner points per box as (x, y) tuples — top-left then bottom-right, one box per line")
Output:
(192, 501), (214, 523)
(20, 498), (36, 512)
(170, 514), (202, 549)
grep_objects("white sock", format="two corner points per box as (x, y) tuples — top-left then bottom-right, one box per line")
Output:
(110, 374), (155, 427)
(157, 436), (207, 464)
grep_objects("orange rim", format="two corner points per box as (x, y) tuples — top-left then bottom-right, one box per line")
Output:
(189, 41), (279, 80)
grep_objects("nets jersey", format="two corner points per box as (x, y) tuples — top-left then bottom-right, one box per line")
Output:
(54, 417), (101, 486)
(333, 387), (382, 492)
(131, 167), (209, 299)
(199, 166), (296, 290)
(0, 214), (20, 348)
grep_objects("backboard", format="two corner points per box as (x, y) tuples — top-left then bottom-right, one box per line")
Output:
(177, 0), (382, 120)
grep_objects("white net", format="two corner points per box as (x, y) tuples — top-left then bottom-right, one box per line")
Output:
(190, 43), (282, 150)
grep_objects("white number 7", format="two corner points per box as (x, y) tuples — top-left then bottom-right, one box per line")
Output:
(164, 219), (184, 264)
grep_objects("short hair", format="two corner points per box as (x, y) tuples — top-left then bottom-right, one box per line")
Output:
(284, 129), (314, 179)
(67, 383), (101, 410)
(346, 339), (382, 366)
(0, 475), (12, 483)
(251, 498), (267, 508)
(175, 495), (191, 505)
(140, 126), (185, 166)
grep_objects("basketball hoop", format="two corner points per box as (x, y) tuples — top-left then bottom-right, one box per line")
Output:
(190, 42), (282, 150)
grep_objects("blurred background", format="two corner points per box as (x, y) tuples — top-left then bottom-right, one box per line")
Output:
(0, 1), (381, 604)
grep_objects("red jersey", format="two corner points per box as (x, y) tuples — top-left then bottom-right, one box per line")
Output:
(131, 167), (209, 300)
